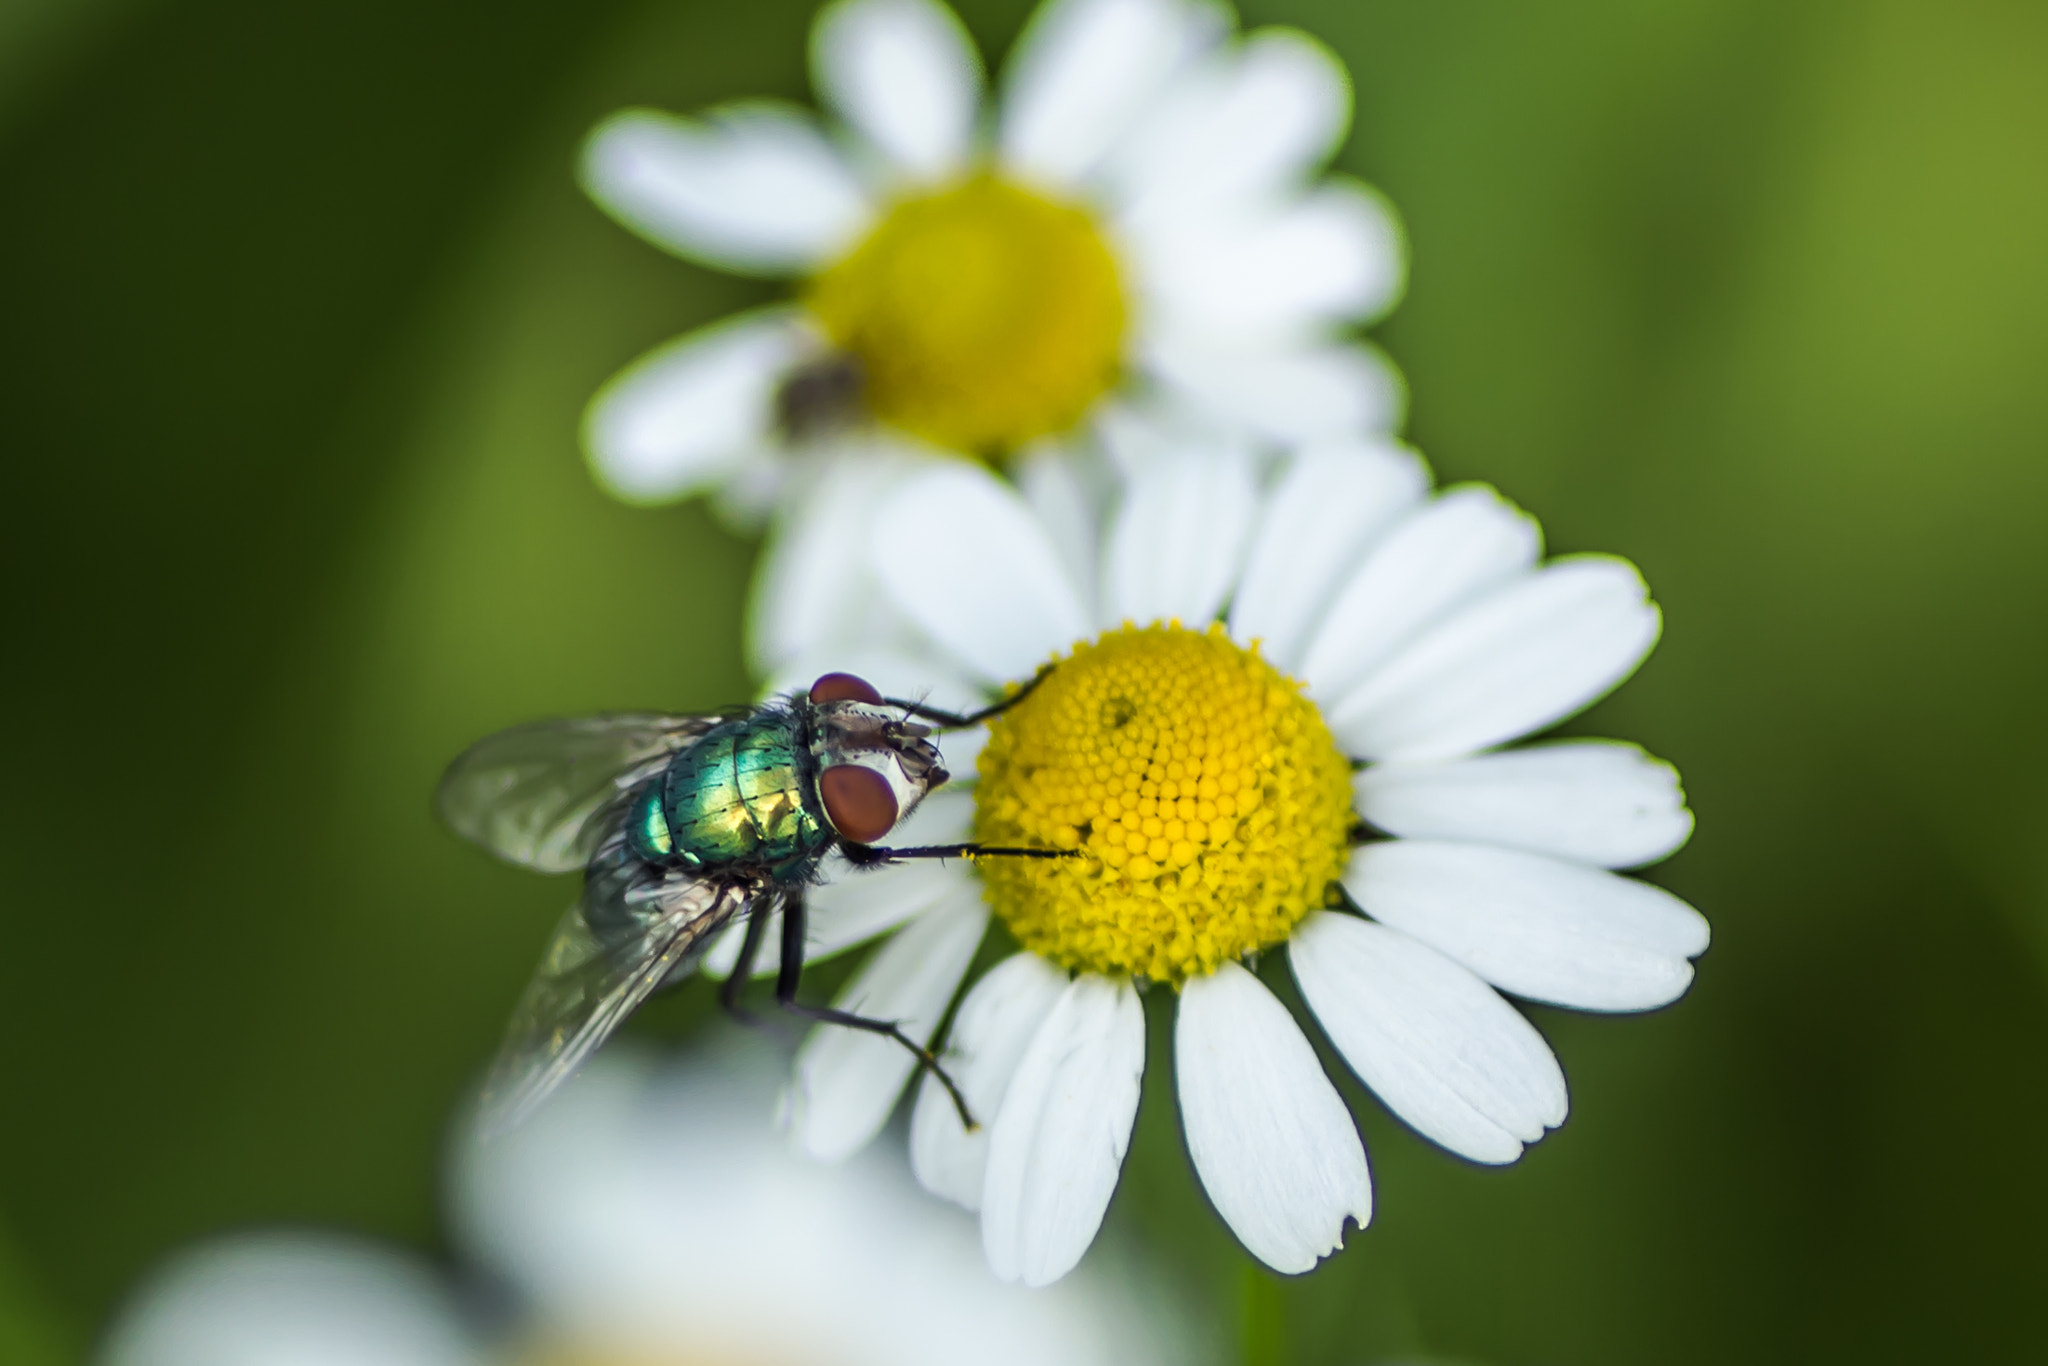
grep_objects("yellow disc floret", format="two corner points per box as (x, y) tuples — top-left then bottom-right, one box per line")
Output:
(974, 622), (1355, 984)
(805, 174), (1126, 454)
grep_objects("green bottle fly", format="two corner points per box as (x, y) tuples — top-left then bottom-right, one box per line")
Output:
(437, 668), (1058, 1134)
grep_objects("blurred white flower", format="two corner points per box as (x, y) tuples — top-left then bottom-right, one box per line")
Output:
(579, 0), (1405, 671)
(738, 441), (1706, 1286)
(101, 1043), (1198, 1366)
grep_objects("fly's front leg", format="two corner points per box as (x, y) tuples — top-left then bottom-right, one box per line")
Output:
(773, 888), (978, 1130)
(840, 841), (1073, 868)
(882, 665), (1054, 731)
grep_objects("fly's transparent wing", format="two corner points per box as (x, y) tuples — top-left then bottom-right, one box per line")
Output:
(437, 713), (732, 872)
(477, 858), (765, 1136)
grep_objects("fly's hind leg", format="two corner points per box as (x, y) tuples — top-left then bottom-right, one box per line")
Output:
(773, 888), (979, 1131)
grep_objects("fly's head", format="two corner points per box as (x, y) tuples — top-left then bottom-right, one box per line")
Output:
(805, 672), (948, 845)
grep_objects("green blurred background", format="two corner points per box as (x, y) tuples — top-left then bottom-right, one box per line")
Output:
(4, 0), (2047, 1361)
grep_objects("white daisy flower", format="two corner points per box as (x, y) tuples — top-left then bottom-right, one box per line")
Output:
(754, 440), (1707, 1286)
(581, 0), (1404, 664)
(100, 1044), (1193, 1366)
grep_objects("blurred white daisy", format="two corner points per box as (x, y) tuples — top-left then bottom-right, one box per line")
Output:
(750, 441), (1707, 1286)
(581, 0), (1403, 663)
(100, 1043), (1194, 1366)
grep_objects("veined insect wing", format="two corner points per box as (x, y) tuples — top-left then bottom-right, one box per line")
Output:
(475, 858), (760, 1136)
(437, 712), (730, 873)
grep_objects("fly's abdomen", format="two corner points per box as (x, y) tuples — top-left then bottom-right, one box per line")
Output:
(650, 714), (825, 871)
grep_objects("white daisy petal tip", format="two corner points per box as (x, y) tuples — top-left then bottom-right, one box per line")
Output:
(1112, 21), (1354, 216)
(812, 0), (983, 182)
(1291, 911), (1569, 1165)
(1322, 173), (1409, 326)
(580, 103), (871, 274)
(1330, 553), (1663, 763)
(1124, 171), (1406, 342)
(581, 311), (801, 505)
(1296, 480), (1544, 704)
(1176, 962), (1372, 1273)
(1230, 437), (1433, 673)
(1245, 25), (1356, 168)
(1344, 841), (1709, 1013)
(999, 0), (1231, 189)
(980, 974), (1145, 1286)
(1355, 739), (1695, 870)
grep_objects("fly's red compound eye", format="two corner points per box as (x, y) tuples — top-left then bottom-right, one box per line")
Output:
(809, 672), (883, 705)
(819, 764), (899, 843)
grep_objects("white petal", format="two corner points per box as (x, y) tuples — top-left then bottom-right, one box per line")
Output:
(581, 105), (871, 274)
(1229, 438), (1429, 675)
(101, 1233), (477, 1366)
(910, 952), (1069, 1210)
(1017, 441), (1111, 616)
(1290, 911), (1566, 1164)
(1133, 178), (1404, 342)
(787, 892), (989, 1162)
(873, 464), (1088, 684)
(707, 449), (795, 531)
(1297, 485), (1540, 704)
(813, 0), (982, 181)
(749, 445), (925, 672)
(1146, 335), (1404, 444)
(999, 0), (1224, 189)
(981, 974), (1145, 1286)
(1356, 741), (1693, 869)
(1090, 396), (1235, 482)
(583, 310), (803, 504)
(1100, 443), (1257, 628)
(1344, 841), (1710, 1011)
(1176, 962), (1371, 1272)
(1111, 28), (1350, 224)
(802, 858), (961, 960)
(1328, 556), (1662, 762)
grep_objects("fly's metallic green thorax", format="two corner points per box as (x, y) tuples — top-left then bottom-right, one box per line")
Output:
(628, 707), (829, 879)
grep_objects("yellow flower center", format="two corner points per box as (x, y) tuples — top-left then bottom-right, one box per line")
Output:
(805, 174), (1126, 454)
(974, 623), (1355, 984)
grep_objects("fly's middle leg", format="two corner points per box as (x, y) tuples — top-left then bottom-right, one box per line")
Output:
(772, 889), (979, 1132)
(717, 896), (777, 1022)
